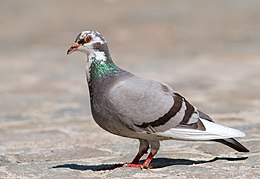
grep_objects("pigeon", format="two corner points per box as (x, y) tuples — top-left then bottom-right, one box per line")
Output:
(67, 31), (249, 169)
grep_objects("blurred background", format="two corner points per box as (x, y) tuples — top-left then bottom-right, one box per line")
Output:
(0, 0), (259, 178)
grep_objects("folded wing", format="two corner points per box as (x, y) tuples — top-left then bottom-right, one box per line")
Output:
(108, 76), (245, 140)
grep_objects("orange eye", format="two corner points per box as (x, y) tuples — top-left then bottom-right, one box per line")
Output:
(85, 36), (92, 43)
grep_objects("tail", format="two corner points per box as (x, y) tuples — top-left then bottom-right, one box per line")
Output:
(157, 119), (249, 152)
(213, 138), (249, 152)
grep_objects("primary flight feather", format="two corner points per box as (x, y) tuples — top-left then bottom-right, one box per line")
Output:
(67, 31), (249, 169)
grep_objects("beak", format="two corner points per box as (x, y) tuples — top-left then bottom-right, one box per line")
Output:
(67, 42), (80, 55)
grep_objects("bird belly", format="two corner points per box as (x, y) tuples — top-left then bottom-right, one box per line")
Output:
(90, 100), (169, 141)
(90, 106), (135, 137)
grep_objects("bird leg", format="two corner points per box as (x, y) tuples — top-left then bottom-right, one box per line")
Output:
(142, 150), (157, 168)
(130, 148), (149, 164)
(125, 150), (158, 169)
(124, 140), (160, 169)
(130, 139), (149, 164)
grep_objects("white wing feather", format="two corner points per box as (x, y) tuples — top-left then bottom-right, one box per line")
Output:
(156, 119), (246, 140)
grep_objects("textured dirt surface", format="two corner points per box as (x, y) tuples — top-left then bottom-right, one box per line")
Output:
(0, 0), (260, 178)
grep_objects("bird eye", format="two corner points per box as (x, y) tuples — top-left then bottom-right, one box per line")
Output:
(85, 36), (92, 43)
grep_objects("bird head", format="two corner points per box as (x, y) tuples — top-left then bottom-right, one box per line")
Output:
(67, 31), (107, 55)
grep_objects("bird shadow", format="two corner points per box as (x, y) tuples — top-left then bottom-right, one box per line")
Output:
(51, 156), (248, 171)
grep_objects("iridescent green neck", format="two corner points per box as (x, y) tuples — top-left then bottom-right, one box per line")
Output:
(90, 58), (120, 78)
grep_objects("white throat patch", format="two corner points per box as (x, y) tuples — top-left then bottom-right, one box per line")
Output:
(85, 50), (107, 81)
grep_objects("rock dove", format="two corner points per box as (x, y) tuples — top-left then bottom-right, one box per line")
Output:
(67, 31), (249, 169)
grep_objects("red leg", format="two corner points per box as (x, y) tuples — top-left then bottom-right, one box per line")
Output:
(124, 140), (160, 169)
(123, 139), (149, 166)
(124, 150), (158, 169)
(130, 148), (148, 164)
(142, 151), (157, 168)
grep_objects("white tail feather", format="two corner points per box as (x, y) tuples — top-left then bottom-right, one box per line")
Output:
(157, 119), (246, 141)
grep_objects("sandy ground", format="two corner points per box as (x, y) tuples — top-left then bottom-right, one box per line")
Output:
(0, 0), (260, 178)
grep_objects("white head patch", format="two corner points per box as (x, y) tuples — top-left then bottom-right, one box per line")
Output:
(75, 30), (107, 61)
(80, 31), (107, 44)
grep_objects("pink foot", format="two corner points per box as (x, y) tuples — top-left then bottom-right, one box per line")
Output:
(123, 163), (152, 169)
